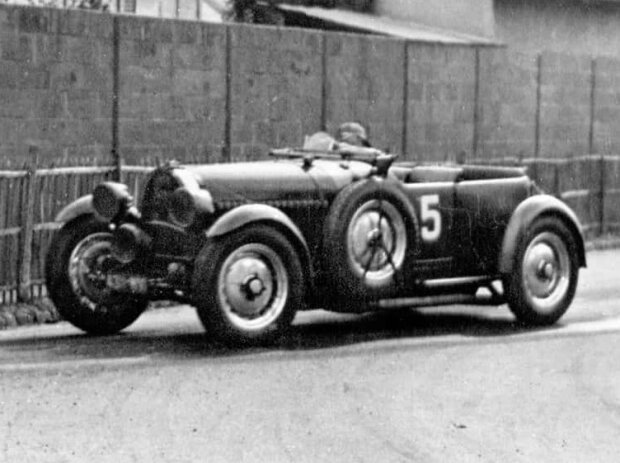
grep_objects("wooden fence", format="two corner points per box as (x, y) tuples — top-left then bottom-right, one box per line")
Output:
(0, 160), (154, 304)
(0, 155), (618, 304)
(489, 155), (620, 238)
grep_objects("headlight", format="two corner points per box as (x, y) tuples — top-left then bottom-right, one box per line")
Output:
(168, 187), (214, 227)
(112, 223), (152, 264)
(92, 182), (133, 221)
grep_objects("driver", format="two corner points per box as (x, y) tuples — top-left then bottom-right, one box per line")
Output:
(301, 122), (377, 154)
(334, 122), (372, 148)
(332, 122), (384, 159)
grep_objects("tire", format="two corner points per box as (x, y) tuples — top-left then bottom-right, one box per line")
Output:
(45, 215), (148, 335)
(322, 178), (418, 301)
(503, 216), (580, 326)
(192, 224), (304, 345)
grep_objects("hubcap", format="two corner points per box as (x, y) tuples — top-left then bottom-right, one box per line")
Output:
(522, 231), (570, 313)
(218, 243), (288, 331)
(347, 200), (406, 285)
(68, 232), (116, 311)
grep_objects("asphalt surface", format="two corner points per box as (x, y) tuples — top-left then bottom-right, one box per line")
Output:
(0, 249), (619, 463)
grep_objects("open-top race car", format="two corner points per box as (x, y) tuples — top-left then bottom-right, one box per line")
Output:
(46, 133), (586, 344)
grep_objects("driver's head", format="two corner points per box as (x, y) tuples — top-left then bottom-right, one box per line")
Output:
(336, 122), (371, 147)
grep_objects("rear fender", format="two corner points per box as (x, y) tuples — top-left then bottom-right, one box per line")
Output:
(55, 195), (95, 223)
(499, 194), (586, 274)
(206, 204), (314, 287)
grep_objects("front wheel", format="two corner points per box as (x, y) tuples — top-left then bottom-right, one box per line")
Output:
(45, 215), (148, 335)
(192, 224), (304, 345)
(503, 216), (580, 326)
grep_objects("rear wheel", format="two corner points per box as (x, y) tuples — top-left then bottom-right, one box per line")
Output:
(192, 224), (304, 345)
(45, 215), (147, 335)
(503, 217), (579, 325)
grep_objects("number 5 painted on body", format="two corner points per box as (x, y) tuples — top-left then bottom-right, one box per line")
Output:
(420, 194), (441, 242)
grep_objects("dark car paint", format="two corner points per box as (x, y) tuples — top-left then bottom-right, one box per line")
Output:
(55, 158), (586, 303)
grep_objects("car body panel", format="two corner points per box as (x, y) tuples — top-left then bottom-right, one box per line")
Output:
(55, 195), (94, 223)
(498, 194), (587, 273)
(455, 176), (531, 273)
(400, 182), (457, 274)
(205, 203), (314, 287)
(55, 151), (586, 308)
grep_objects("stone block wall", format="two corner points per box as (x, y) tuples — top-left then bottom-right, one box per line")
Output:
(0, 6), (114, 167)
(538, 52), (592, 159)
(0, 4), (619, 171)
(406, 44), (476, 163)
(118, 16), (227, 165)
(593, 57), (620, 155)
(229, 24), (323, 161)
(476, 48), (538, 161)
(325, 33), (405, 155)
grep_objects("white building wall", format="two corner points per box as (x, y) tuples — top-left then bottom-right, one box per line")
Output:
(134, 0), (223, 21)
(373, 0), (495, 39)
(495, 0), (620, 57)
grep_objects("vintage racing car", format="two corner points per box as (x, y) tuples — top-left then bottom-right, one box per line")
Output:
(46, 135), (586, 344)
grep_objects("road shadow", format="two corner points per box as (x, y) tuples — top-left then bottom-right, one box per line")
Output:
(285, 309), (535, 348)
(0, 307), (561, 363)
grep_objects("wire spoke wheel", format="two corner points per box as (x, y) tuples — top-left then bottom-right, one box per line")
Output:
(68, 232), (117, 311)
(45, 215), (147, 335)
(347, 199), (406, 284)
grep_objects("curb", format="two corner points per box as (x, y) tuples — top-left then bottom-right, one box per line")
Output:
(0, 299), (175, 331)
(0, 298), (60, 331)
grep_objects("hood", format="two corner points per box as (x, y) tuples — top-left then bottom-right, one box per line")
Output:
(140, 158), (373, 220)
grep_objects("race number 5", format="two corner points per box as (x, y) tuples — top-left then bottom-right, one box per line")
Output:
(420, 194), (441, 242)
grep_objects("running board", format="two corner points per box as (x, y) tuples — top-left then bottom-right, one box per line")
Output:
(420, 275), (496, 290)
(372, 293), (504, 310)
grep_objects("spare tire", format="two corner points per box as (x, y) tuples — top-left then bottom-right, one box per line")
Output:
(322, 178), (418, 301)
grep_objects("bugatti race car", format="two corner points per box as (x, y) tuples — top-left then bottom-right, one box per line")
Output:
(46, 135), (586, 344)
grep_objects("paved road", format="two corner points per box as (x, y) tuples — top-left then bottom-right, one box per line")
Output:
(0, 249), (619, 463)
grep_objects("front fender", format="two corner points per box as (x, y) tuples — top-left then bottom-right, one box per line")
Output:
(206, 203), (313, 280)
(55, 195), (94, 223)
(498, 194), (586, 274)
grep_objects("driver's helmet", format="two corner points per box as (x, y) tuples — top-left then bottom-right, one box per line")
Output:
(335, 122), (371, 147)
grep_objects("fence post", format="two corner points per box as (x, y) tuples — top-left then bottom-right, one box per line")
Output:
(472, 46), (481, 161)
(111, 15), (122, 182)
(401, 41), (409, 160)
(600, 153), (606, 235)
(320, 31), (328, 132)
(18, 145), (38, 302)
(534, 53), (542, 159)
